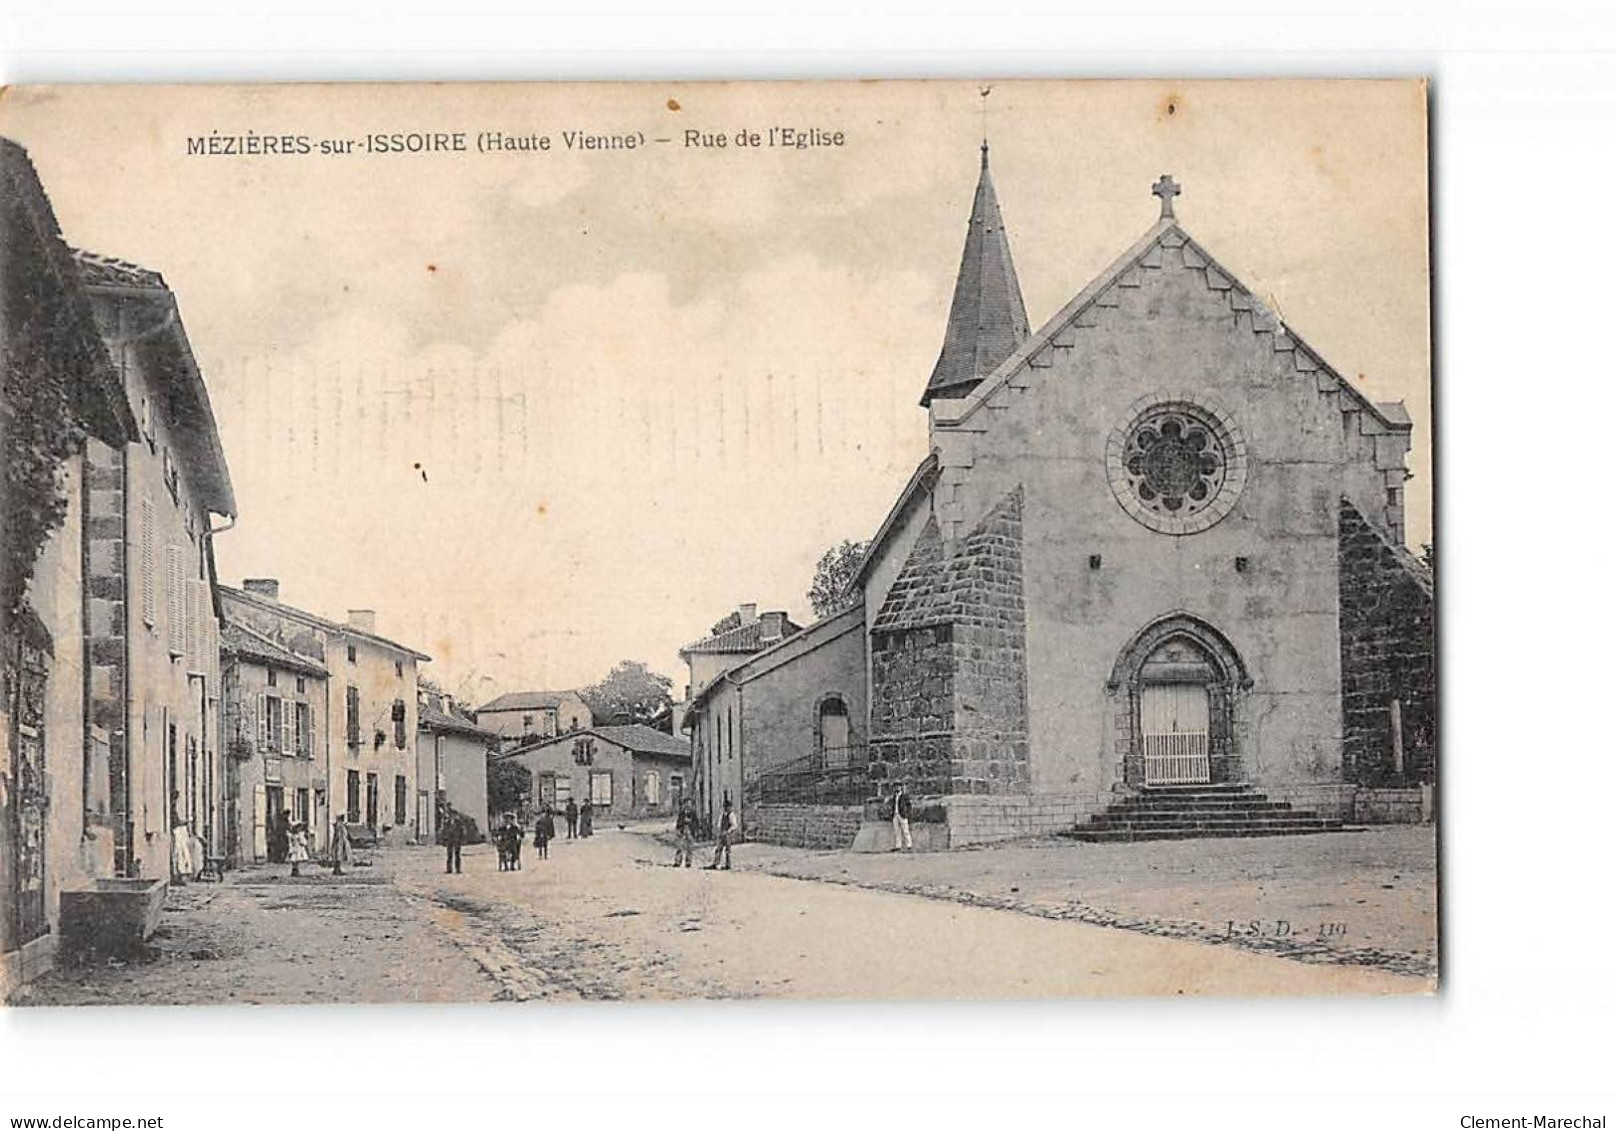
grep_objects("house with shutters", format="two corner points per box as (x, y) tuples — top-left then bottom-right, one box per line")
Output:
(72, 249), (236, 881)
(219, 613), (329, 861)
(475, 689), (593, 750)
(2, 139), (141, 989)
(727, 147), (1434, 847)
(217, 580), (430, 848)
(499, 724), (692, 821)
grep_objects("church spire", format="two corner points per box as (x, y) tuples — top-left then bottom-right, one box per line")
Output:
(920, 143), (1031, 407)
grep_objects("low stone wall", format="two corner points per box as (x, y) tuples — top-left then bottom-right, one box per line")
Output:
(942, 793), (1098, 845)
(749, 803), (865, 850)
(1353, 786), (1433, 825)
(1265, 783), (1359, 823)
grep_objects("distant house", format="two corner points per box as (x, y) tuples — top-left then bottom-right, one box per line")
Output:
(218, 581), (430, 848)
(417, 691), (497, 841)
(476, 689), (593, 749)
(499, 725), (691, 821)
(219, 615), (329, 862)
(677, 603), (803, 831)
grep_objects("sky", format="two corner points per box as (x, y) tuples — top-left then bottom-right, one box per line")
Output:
(3, 79), (1430, 705)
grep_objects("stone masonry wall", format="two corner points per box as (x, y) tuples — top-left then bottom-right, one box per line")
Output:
(750, 803), (864, 849)
(1338, 499), (1436, 786)
(81, 436), (126, 874)
(868, 487), (1029, 798)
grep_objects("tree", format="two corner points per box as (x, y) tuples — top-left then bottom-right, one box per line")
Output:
(487, 755), (531, 821)
(807, 539), (869, 619)
(1419, 541), (1435, 578)
(581, 660), (675, 731)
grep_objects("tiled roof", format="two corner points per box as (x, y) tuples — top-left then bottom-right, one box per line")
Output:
(500, 724), (691, 762)
(419, 701), (499, 740)
(218, 585), (432, 661)
(921, 145), (1030, 406)
(220, 618), (329, 677)
(477, 690), (578, 713)
(592, 724), (691, 759)
(678, 614), (802, 657)
(70, 249), (166, 290)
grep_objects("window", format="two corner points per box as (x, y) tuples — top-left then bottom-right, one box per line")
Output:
(589, 771), (613, 808)
(554, 777), (572, 804)
(522, 714), (534, 733)
(395, 774), (407, 825)
(365, 772), (379, 827)
(726, 706), (734, 761)
(347, 644), (357, 664)
(346, 686), (361, 747)
(1107, 397), (1248, 536)
(392, 700), (407, 749)
(295, 702), (311, 757)
(395, 661), (403, 679)
(266, 696), (283, 753)
(346, 769), (361, 822)
(644, 771), (660, 807)
(573, 737), (595, 765)
(670, 774), (684, 801)
(267, 669), (278, 688)
(295, 676), (306, 693)
(294, 787), (309, 825)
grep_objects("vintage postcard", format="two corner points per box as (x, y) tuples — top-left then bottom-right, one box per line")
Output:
(0, 79), (1435, 1004)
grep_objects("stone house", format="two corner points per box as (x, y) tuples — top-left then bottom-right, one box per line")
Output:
(417, 690), (496, 842)
(1, 138), (140, 989)
(219, 613), (329, 862)
(72, 250), (235, 878)
(499, 724), (692, 821)
(218, 581), (430, 847)
(682, 604), (864, 836)
(677, 604), (804, 830)
(475, 689), (593, 750)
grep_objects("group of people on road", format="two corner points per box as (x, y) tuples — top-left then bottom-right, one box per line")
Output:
(268, 809), (315, 877)
(672, 795), (737, 870)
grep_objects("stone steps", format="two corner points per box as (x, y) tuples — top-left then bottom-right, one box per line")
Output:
(1063, 782), (1348, 843)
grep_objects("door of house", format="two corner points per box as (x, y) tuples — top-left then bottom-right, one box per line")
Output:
(1140, 683), (1211, 785)
(365, 773), (379, 829)
(252, 783), (268, 860)
(5, 636), (51, 949)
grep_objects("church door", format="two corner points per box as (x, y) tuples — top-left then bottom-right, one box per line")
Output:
(1140, 683), (1211, 785)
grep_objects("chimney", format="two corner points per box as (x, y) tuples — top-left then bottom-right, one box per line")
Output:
(761, 611), (786, 640)
(243, 578), (280, 602)
(348, 609), (377, 633)
(739, 603), (758, 624)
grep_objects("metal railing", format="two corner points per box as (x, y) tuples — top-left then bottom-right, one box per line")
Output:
(1143, 732), (1211, 785)
(757, 745), (872, 806)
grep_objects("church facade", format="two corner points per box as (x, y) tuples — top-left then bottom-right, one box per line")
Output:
(852, 152), (1433, 839)
(694, 147), (1434, 845)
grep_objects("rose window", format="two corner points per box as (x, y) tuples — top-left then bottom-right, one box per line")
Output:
(1123, 409), (1226, 518)
(1106, 396), (1248, 535)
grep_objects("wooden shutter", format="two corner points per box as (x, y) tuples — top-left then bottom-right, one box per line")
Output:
(256, 693), (268, 751)
(281, 696), (294, 756)
(166, 545), (184, 653)
(140, 498), (156, 626)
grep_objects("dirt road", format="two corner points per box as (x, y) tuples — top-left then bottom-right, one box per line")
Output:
(395, 828), (1429, 1001)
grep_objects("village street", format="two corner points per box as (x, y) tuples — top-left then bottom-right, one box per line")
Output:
(14, 825), (1433, 1005)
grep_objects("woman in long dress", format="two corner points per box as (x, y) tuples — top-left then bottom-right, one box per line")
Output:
(331, 815), (353, 875)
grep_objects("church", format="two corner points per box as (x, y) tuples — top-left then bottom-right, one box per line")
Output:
(684, 145), (1435, 845)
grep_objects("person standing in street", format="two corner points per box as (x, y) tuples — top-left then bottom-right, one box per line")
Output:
(672, 797), (697, 867)
(890, 784), (913, 852)
(534, 807), (553, 860)
(565, 797), (578, 839)
(705, 797), (736, 871)
(288, 822), (310, 877)
(443, 806), (465, 874)
(330, 814), (353, 876)
(268, 808), (290, 865)
(579, 798), (594, 838)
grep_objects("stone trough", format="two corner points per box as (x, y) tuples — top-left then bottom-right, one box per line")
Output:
(58, 878), (167, 962)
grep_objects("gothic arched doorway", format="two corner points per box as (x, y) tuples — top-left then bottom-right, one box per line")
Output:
(1108, 615), (1251, 788)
